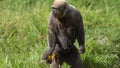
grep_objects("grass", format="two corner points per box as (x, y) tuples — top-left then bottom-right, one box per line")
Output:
(0, 0), (120, 68)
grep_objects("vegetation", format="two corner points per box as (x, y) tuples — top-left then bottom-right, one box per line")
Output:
(0, 0), (120, 68)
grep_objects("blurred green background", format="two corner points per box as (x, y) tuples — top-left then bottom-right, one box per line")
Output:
(0, 0), (120, 68)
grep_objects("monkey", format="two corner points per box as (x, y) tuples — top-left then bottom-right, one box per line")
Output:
(40, 0), (85, 68)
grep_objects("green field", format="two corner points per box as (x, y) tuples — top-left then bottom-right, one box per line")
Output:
(0, 0), (120, 68)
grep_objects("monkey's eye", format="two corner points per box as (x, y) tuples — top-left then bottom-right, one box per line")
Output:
(51, 7), (60, 10)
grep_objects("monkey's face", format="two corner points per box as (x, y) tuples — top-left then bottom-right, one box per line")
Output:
(51, 5), (65, 19)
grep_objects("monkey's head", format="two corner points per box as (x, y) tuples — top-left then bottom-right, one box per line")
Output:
(51, 0), (67, 19)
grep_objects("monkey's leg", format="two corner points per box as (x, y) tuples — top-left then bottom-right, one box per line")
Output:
(70, 57), (82, 68)
(67, 48), (83, 68)
(50, 60), (61, 68)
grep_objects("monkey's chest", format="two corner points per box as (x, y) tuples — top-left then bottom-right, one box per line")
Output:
(57, 24), (76, 39)
(57, 25), (76, 50)
(56, 19), (77, 43)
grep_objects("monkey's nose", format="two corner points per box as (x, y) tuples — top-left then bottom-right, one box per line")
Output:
(52, 11), (57, 17)
(52, 9), (57, 13)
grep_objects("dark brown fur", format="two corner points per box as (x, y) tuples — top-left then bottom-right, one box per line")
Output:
(41, 2), (85, 68)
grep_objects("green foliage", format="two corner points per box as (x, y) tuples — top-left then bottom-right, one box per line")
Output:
(0, 0), (120, 68)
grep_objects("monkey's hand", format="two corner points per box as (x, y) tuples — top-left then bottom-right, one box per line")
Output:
(40, 60), (46, 64)
(40, 52), (55, 64)
(47, 52), (56, 64)
(40, 55), (53, 64)
(79, 46), (85, 54)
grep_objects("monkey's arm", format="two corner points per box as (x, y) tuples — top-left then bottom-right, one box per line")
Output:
(41, 28), (57, 60)
(76, 15), (85, 54)
(41, 17), (57, 61)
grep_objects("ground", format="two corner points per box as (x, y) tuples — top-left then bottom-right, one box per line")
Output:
(0, 0), (120, 68)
